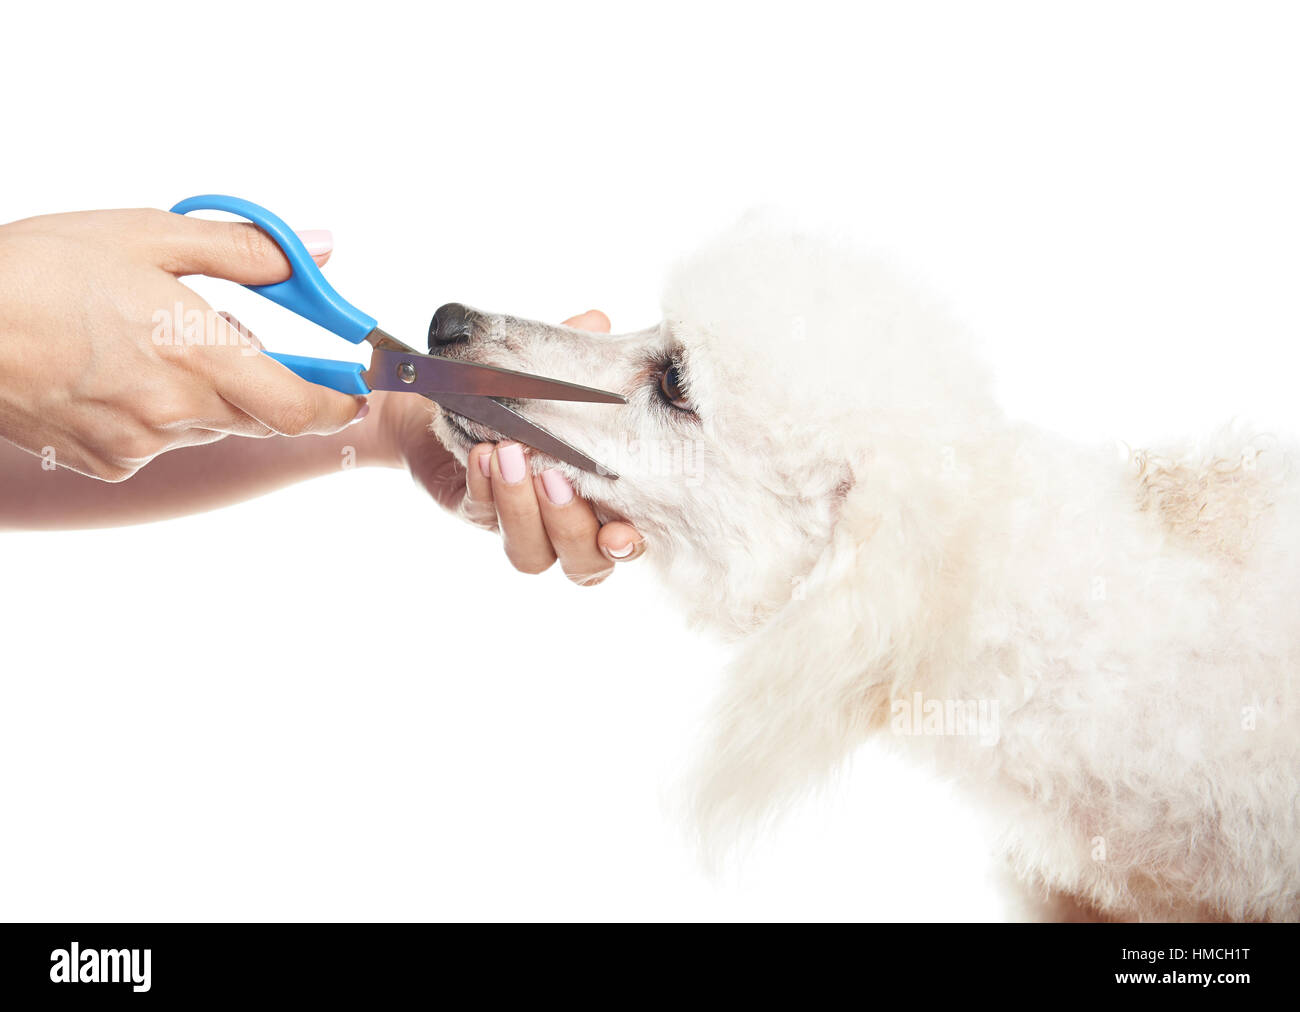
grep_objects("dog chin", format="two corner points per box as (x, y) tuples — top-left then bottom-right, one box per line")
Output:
(432, 407), (573, 480)
(435, 408), (498, 450)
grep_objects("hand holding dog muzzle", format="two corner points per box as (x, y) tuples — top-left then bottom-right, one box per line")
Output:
(379, 310), (645, 585)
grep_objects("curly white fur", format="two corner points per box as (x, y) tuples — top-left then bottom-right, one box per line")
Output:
(430, 218), (1300, 921)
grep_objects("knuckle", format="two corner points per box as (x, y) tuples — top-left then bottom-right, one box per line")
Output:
(100, 421), (155, 464)
(87, 453), (137, 483)
(230, 223), (277, 265)
(129, 207), (171, 235)
(271, 394), (317, 436)
(566, 566), (612, 587)
(136, 396), (187, 431)
(545, 519), (591, 548)
(131, 209), (184, 268)
(116, 432), (162, 463)
(100, 466), (136, 483)
(496, 497), (540, 525)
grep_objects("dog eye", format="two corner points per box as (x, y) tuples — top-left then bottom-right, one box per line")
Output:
(658, 365), (692, 411)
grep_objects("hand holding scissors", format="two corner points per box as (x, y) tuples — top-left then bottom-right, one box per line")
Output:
(170, 195), (626, 477)
(0, 199), (644, 578)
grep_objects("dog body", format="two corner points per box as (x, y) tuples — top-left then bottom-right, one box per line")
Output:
(431, 221), (1300, 920)
(915, 427), (1300, 921)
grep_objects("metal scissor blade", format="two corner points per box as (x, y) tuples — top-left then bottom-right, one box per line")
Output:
(364, 346), (626, 404)
(431, 391), (619, 479)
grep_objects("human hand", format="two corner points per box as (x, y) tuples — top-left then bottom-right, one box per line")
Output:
(372, 310), (645, 585)
(0, 208), (367, 481)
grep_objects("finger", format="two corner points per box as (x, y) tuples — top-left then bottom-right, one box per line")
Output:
(201, 317), (366, 436)
(561, 309), (611, 333)
(203, 316), (288, 437)
(155, 212), (334, 285)
(190, 391), (277, 438)
(491, 442), (556, 574)
(195, 416), (274, 439)
(170, 391), (276, 439)
(597, 521), (646, 564)
(458, 442), (498, 530)
(131, 319), (278, 437)
(535, 468), (613, 586)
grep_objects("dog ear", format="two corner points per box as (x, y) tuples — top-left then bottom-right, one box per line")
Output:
(687, 471), (954, 863)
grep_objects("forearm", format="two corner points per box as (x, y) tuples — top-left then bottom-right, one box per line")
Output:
(0, 408), (400, 531)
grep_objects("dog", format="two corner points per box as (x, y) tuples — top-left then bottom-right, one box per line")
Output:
(429, 217), (1300, 922)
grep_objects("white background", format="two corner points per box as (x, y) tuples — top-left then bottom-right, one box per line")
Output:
(1, 1), (1297, 920)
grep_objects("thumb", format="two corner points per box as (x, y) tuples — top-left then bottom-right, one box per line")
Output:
(156, 214), (333, 283)
(198, 313), (368, 438)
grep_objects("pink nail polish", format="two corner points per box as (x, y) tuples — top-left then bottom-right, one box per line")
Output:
(497, 442), (527, 484)
(608, 542), (634, 558)
(296, 229), (334, 257)
(477, 453), (491, 478)
(541, 468), (574, 506)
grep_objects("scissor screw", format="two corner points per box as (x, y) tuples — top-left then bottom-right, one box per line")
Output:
(397, 362), (417, 384)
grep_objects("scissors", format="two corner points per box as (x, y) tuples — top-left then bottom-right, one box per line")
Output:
(169, 195), (625, 477)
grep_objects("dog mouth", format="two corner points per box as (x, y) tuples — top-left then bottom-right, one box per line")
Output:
(440, 407), (499, 447)
(440, 403), (582, 480)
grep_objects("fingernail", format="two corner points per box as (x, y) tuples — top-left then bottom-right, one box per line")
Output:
(541, 468), (574, 506)
(296, 229), (334, 257)
(497, 442), (527, 484)
(350, 401), (370, 425)
(477, 452), (491, 478)
(608, 542), (635, 559)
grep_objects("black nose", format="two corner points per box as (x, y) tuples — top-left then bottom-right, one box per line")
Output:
(429, 302), (476, 350)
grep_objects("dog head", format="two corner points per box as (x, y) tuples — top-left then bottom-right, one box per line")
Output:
(431, 218), (995, 639)
(432, 218), (1001, 845)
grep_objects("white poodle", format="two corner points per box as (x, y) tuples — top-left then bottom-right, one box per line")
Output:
(429, 218), (1300, 922)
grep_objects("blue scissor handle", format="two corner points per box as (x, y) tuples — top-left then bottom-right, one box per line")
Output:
(170, 195), (377, 342)
(263, 352), (370, 395)
(169, 195), (376, 396)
